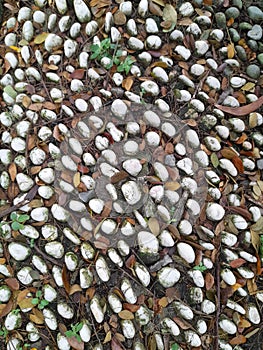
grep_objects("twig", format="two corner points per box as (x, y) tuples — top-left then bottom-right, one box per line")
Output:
(214, 240), (221, 350)
(34, 244), (63, 267)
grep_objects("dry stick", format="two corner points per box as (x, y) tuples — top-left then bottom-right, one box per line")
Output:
(214, 241), (221, 350)
(34, 244), (63, 267)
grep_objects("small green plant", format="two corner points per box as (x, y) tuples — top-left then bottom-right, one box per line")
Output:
(0, 212), (30, 235)
(0, 326), (8, 339)
(90, 38), (114, 61)
(65, 322), (83, 343)
(90, 38), (135, 74)
(193, 262), (207, 272)
(117, 56), (135, 74)
(171, 344), (180, 350)
(31, 290), (49, 310)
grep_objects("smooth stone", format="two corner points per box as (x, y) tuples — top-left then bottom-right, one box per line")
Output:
(215, 12), (226, 28)
(123, 159), (142, 176)
(140, 80), (159, 96)
(128, 37), (144, 50)
(177, 242), (195, 264)
(206, 203), (225, 221)
(45, 241), (64, 259)
(51, 204), (69, 222)
(219, 318), (237, 335)
(121, 181), (141, 205)
(246, 64), (261, 79)
(225, 7), (240, 19)
(74, 0), (91, 22)
(8, 243), (31, 261)
(248, 6), (263, 22)
(174, 45), (191, 60)
(219, 158), (238, 177)
(248, 25), (262, 41)
(45, 34), (63, 52)
(16, 173), (34, 192)
(146, 35), (162, 50)
(138, 231), (159, 255)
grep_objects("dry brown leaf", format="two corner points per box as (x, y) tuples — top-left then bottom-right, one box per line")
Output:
(230, 335), (247, 345)
(232, 156), (244, 173)
(227, 43), (235, 58)
(118, 310), (134, 320)
(62, 265), (70, 294)
(70, 69), (85, 80)
(123, 303), (140, 312)
(103, 331), (112, 344)
(230, 258), (246, 268)
(73, 172), (81, 187)
(29, 308), (44, 324)
(42, 101), (58, 110)
(215, 95), (263, 116)
(22, 95), (31, 108)
(247, 279), (257, 295)
(122, 76), (134, 91)
(18, 298), (33, 309)
(148, 217), (160, 236)
(220, 148), (238, 159)
(251, 229), (260, 252)
(173, 316), (192, 330)
(205, 272), (214, 290)
(0, 299), (14, 318)
(164, 181), (180, 191)
(67, 337), (84, 350)
(158, 297), (168, 308)
(111, 337), (124, 350)
(111, 171), (129, 184)
(8, 163), (17, 182)
(149, 0), (163, 16)
(5, 277), (19, 290)
(17, 288), (30, 303)
(69, 284), (82, 295)
(28, 103), (43, 112)
(238, 318), (251, 328)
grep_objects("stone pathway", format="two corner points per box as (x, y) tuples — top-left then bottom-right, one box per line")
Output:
(0, 0), (263, 349)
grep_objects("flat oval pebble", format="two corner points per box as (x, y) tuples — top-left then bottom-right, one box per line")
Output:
(177, 242), (195, 264)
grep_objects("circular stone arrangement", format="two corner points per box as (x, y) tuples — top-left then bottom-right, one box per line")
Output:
(54, 102), (208, 252)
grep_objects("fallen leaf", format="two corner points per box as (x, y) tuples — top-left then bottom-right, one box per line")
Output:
(18, 297), (34, 309)
(8, 163), (17, 182)
(62, 265), (70, 294)
(163, 4), (177, 25)
(158, 297), (168, 308)
(148, 217), (160, 236)
(122, 76), (134, 91)
(173, 316), (191, 329)
(250, 217), (263, 232)
(118, 310), (134, 320)
(221, 148), (238, 159)
(73, 172), (80, 187)
(205, 272), (214, 290)
(214, 96), (263, 116)
(164, 181), (180, 191)
(111, 171), (129, 184)
(70, 69), (85, 80)
(69, 284), (82, 295)
(241, 82), (255, 92)
(123, 303), (140, 312)
(103, 331), (112, 343)
(17, 289), (30, 303)
(34, 32), (49, 44)
(67, 336), (84, 350)
(5, 278), (19, 290)
(230, 258), (246, 268)
(247, 278), (257, 295)
(0, 299), (14, 318)
(210, 152), (219, 168)
(251, 230), (260, 252)
(230, 335), (246, 345)
(232, 156), (244, 173)
(227, 43), (235, 58)
(111, 337), (124, 350)
(238, 318), (251, 328)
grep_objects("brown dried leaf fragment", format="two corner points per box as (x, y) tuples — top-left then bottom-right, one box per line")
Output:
(215, 96), (263, 116)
